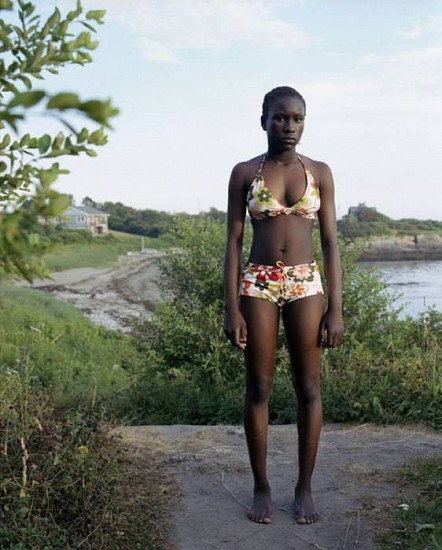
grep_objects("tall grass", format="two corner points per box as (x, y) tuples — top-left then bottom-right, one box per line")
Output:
(0, 280), (155, 547)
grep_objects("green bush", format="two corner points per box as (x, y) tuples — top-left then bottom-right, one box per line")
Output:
(127, 216), (441, 429)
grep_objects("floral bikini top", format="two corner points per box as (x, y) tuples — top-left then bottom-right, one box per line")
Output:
(246, 155), (320, 220)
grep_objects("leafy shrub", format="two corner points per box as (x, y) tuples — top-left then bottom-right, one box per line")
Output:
(128, 216), (441, 429)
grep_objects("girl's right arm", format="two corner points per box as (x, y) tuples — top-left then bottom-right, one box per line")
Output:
(223, 163), (248, 349)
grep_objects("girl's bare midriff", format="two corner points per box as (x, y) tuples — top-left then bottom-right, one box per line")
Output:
(248, 214), (315, 266)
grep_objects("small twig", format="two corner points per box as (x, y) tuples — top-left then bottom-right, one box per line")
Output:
(354, 509), (361, 546)
(50, 331), (64, 344)
(75, 525), (101, 548)
(20, 436), (28, 497)
(342, 517), (353, 549)
(201, 539), (224, 549)
(221, 471), (248, 509)
(278, 505), (292, 513)
(283, 527), (327, 549)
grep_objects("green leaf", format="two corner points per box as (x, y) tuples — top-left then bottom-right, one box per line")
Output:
(77, 128), (88, 143)
(46, 92), (80, 110)
(78, 99), (119, 127)
(86, 40), (99, 51)
(0, 161), (7, 172)
(67, 0), (82, 22)
(86, 9), (106, 21)
(20, 133), (31, 147)
(52, 132), (64, 150)
(46, 7), (61, 29)
(0, 0), (13, 10)
(85, 148), (97, 157)
(87, 126), (105, 145)
(0, 78), (19, 94)
(38, 134), (51, 154)
(73, 31), (91, 48)
(46, 193), (70, 216)
(80, 21), (97, 33)
(16, 74), (32, 89)
(0, 111), (23, 131)
(0, 134), (11, 149)
(39, 168), (58, 187)
(8, 90), (46, 108)
(75, 51), (92, 64)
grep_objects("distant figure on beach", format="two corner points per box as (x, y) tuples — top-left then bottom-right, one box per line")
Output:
(223, 86), (344, 525)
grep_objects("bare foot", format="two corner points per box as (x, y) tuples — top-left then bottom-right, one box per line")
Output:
(248, 488), (272, 524)
(294, 487), (319, 524)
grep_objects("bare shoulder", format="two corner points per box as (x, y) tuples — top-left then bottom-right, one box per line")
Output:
(298, 154), (334, 190)
(229, 154), (264, 189)
(231, 154), (263, 179)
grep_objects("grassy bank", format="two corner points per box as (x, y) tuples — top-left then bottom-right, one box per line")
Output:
(42, 230), (166, 272)
(0, 283), (137, 407)
(0, 284), (173, 548)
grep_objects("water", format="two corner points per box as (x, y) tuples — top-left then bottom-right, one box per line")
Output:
(359, 260), (442, 318)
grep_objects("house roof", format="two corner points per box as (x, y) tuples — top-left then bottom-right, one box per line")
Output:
(64, 205), (109, 216)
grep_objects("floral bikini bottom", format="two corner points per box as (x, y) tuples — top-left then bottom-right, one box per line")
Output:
(239, 260), (324, 307)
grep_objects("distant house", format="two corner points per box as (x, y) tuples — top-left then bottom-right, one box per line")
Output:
(348, 203), (372, 217)
(62, 205), (109, 235)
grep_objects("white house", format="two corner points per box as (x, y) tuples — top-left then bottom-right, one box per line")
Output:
(61, 205), (109, 234)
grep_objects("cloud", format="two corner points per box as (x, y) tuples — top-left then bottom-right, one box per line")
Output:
(79, 0), (312, 63)
(397, 15), (442, 40)
(357, 45), (442, 110)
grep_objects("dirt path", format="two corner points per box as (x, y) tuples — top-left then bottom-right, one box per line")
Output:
(117, 423), (442, 550)
(18, 249), (164, 332)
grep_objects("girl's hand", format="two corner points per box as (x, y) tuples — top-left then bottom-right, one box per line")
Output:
(319, 309), (344, 348)
(223, 310), (248, 350)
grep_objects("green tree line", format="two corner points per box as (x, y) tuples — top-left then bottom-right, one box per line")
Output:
(74, 198), (442, 243)
(338, 204), (442, 239)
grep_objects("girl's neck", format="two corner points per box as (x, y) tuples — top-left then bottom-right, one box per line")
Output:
(266, 148), (299, 165)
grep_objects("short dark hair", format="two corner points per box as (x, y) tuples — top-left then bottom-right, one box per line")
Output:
(262, 86), (306, 120)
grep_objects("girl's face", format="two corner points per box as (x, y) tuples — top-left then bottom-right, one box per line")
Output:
(262, 96), (305, 151)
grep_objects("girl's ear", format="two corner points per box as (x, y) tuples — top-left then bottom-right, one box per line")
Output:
(260, 115), (266, 131)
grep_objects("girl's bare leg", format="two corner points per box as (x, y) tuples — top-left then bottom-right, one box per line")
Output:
(240, 296), (279, 524)
(282, 295), (324, 524)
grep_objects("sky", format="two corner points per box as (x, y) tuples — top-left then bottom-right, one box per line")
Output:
(33, 0), (442, 220)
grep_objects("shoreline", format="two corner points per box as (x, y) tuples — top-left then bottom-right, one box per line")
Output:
(356, 234), (442, 262)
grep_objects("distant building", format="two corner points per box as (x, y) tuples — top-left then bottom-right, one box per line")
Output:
(62, 205), (109, 234)
(39, 205), (110, 234)
(348, 203), (376, 217)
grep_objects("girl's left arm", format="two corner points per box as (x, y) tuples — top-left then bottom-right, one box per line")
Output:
(316, 162), (344, 347)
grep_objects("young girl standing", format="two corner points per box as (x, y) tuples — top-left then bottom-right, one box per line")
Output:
(223, 86), (344, 525)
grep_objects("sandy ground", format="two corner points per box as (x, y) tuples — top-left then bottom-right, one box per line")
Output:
(118, 423), (442, 550)
(19, 252), (442, 549)
(18, 249), (164, 332)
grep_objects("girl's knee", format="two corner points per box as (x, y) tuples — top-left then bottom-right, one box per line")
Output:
(246, 378), (273, 404)
(294, 378), (321, 404)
